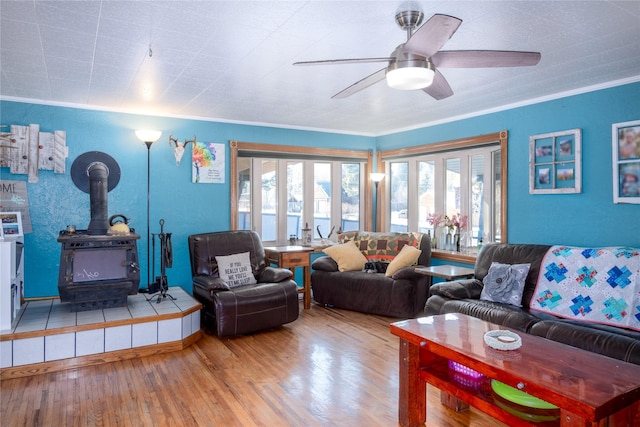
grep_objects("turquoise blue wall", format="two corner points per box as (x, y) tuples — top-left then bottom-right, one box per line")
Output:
(0, 102), (372, 297)
(2, 81), (639, 298)
(378, 82), (640, 248)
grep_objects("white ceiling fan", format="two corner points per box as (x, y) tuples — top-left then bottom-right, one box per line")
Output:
(294, 9), (541, 100)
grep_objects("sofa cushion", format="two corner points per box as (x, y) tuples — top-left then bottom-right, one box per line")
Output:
(257, 266), (293, 283)
(215, 252), (257, 287)
(440, 299), (543, 332)
(386, 245), (422, 277)
(430, 279), (484, 300)
(212, 281), (299, 337)
(480, 262), (531, 307)
(323, 242), (368, 272)
(193, 275), (230, 293)
(189, 230), (270, 278)
(311, 256), (339, 272)
(529, 319), (640, 365)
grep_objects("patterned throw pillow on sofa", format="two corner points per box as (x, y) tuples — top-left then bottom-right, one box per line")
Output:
(480, 262), (531, 307)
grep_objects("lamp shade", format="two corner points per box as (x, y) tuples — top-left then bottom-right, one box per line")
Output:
(386, 66), (435, 90)
(370, 173), (385, 183)
(135, 130), (162, 143)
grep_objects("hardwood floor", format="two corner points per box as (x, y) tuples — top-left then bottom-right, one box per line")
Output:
(1, 303), (505, 426)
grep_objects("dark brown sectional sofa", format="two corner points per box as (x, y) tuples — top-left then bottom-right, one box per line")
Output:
(424, 242), (640, 365)
(311, 231), (432, 318)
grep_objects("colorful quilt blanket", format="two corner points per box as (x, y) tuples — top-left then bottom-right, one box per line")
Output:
(339, 231), (423, 262)
(531, 246), (640, 331)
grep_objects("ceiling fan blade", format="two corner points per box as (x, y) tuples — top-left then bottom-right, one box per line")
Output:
(332, 68), (387, 99)
(294, 57), (393, 66)
(423, 69), (453, 100)
(432, 50), (541, 68)
(404, 14), (462, 58)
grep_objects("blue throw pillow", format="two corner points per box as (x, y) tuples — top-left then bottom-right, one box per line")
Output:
(480, 262), (531, 307)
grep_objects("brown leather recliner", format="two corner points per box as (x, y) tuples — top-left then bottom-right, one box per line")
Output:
(188, 230), (299, 337)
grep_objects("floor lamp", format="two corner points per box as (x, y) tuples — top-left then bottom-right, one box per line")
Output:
(135, 130), (162, 291)
(370, 173), (385, 232)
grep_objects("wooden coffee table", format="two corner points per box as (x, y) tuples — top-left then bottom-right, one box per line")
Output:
(390, 314), (640, 427)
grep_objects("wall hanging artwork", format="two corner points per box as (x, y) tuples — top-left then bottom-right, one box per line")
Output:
(529, 128), (581, 194)
(192, 141), (225, 184)
(168, 134), (196, 166)
(0, 212), (23, 239)
(0, 124), (68, 183)
(612, 119), (640, 204)
(0, 180), (32, 232)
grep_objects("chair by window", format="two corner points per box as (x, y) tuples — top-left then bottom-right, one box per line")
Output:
(188, 230), (299, 336)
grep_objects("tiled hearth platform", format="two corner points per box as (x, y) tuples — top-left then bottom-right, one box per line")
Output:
(0, 287), (201, 379)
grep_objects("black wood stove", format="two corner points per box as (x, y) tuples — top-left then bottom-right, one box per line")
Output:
(57, 151), (140, 312)
(57, 230), (140, 311)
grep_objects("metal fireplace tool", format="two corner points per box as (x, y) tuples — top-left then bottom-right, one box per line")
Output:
(146, 218), (176, 303)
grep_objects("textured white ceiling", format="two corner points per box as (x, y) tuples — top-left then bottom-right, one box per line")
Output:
(1, 1), (639, 135)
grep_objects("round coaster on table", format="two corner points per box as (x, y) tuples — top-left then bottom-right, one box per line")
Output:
(484, 330), (522, 350)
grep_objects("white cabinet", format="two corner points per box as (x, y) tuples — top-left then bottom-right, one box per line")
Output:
(0, 238), (24, 330)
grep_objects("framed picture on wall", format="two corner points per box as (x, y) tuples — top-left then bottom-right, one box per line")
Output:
(0, 211), (23, 239)
(529, 128), (582, 194)
(612, 119), (640, 204)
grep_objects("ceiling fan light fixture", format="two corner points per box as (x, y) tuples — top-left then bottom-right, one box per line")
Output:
(386, 61), (435, 90)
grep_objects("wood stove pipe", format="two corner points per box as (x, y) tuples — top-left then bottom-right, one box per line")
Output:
(70, 151), (121, 236)
(87, 161), (109, 235)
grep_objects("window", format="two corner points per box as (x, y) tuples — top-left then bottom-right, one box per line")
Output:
(230, 141), (372, 243)
(418, 160), (435, 234)
(378, 131), (508, 247)
(390, 162), (408, 232)
(261, 160), (277, 241)
(341, 163), (361, 232)
(314, 163), (331, 238)
(287, 161), (303, 238)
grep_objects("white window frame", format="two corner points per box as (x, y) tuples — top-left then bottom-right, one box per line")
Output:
(229, 140), (371, 244)
(377, 131), (508, 246)
(250, 159), (366, 244)
(384, 145), (498, 240)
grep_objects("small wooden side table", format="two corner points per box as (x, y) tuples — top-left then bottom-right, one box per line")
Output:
(414, 265), (475, 281)
(264, 245), (314, 309)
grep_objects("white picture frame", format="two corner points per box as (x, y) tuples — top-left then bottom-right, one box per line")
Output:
(612, 119), (640, 204)
(0, 211), (23, 239)
(529, 128), (582, 194)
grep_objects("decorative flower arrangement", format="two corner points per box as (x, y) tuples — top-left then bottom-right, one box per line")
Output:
(427, 213), (468, 231)
(426, 213), (445, 228)
(448, 213), (468, 231)
(428, 212), (469, 251)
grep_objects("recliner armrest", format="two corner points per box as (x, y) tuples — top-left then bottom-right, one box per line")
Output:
(429, 278), (483, 300)
(391, 265), (430, 280)
(193, 275), (230, 292)
(257, 266), (293, 283)
(311, 256), (339, 272)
